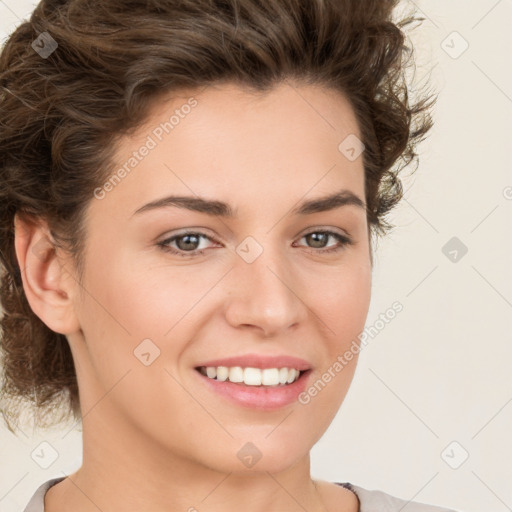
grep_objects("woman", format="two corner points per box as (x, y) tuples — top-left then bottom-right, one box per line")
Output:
(0, 0), (457, 510)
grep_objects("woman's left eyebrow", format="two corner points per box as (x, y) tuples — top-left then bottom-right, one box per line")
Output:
(130, 189), (366, 218)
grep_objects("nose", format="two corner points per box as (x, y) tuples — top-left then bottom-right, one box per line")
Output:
(224, 244), (308, 338)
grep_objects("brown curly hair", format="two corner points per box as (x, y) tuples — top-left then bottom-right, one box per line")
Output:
(0, 0), (435, 433)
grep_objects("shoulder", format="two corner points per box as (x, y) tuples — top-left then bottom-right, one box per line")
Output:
(22, 477), (66, 512)
(337, 482), (461, 512)
(25, 477), (461, 512)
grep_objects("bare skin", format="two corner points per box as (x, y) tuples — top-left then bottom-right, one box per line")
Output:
(15, 80), (370, 512)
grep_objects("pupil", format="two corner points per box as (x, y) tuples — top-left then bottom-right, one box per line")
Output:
(178, 234), (199, 251)
(308, 232), (326, 248)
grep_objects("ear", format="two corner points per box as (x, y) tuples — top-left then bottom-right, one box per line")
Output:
(13, 213), (81, 335)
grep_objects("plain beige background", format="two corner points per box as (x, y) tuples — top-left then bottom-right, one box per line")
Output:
(0, 1), (511, 511)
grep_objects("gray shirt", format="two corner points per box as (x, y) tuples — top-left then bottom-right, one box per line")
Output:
(22, 477), (460, 511)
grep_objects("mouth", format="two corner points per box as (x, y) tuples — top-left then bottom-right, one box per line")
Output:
(195, 365), (307, 387)
(193, 365), (312, 410)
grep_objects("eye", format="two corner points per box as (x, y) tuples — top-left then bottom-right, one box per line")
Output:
(294, 230), (353, 254)
(157, 229), (353, 257)
(157, 231), (218, 257)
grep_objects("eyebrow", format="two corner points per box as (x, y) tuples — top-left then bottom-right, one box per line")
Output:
(131, 189), (366, 218)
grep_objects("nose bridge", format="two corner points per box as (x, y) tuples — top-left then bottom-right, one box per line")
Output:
(225, 235), (306, 335)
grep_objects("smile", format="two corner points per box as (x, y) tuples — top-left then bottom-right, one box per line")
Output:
(194, 366), (312, 410)
(197, 366), (303, 386)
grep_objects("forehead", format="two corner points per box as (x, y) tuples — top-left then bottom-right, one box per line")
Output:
(95, 81), (365, 220)
(143, 80), (362, 136)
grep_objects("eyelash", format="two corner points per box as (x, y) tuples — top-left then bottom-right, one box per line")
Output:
(156, 229), (354, 257)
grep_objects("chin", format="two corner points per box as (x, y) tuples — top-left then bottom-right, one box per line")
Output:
(199, 436), (310, 475)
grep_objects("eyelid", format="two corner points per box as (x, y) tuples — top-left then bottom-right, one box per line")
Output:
(294, 228), (354, 252)
(300, 225), (351, 238)
(157, 229), (221, 251)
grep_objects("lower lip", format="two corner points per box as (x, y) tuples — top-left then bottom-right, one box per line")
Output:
(194, 369), (311, 411)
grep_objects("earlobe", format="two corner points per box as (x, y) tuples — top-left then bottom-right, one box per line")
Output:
(13, 213), (81, 335)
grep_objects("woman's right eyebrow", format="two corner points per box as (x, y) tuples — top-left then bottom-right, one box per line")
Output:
(130, 189), (366, 219)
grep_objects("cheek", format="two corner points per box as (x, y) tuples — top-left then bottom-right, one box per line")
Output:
(307, 259), (372, 343)
(298, 258), (371, 406)
(79, 248), (199, 341)
(74, 245), (229, 408)
(73, 251), (201, 437)
(72, 248), (185, 385)
(296, 263), (371, 434)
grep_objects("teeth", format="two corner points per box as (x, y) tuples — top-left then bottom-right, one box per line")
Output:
(244, 367), (261, 386)
(199, 366), (302, 386)
(261, 368), (279, 385)
(216, 366), (228, 381)
(229, 366), (244, 383)
(286, 368), (298, 383)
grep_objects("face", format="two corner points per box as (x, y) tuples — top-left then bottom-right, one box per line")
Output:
(66, 81), (372, 474)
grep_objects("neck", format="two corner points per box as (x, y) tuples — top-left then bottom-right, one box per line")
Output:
(45, 410), (329, 512)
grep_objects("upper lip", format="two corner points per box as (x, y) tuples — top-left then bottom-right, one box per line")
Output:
(195, 354), (312, 371)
